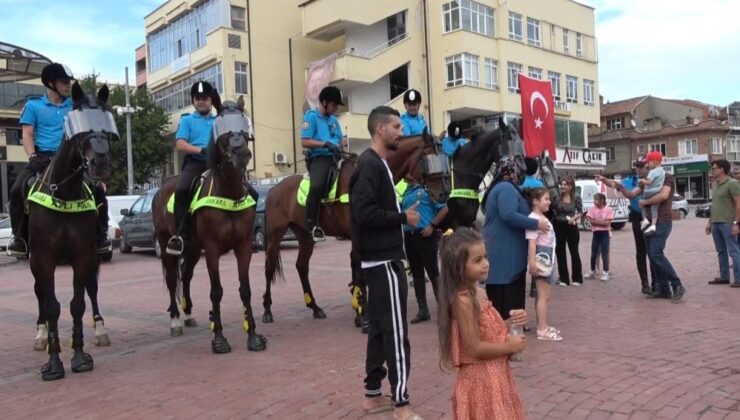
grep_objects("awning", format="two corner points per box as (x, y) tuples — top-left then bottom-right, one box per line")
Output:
(0, 41), (51, 82)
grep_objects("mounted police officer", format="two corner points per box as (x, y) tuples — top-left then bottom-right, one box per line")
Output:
(441, 121), (469, 158)
(400, 89), (427, 137)
(166, 80), (218, 256)
(7, 63), (111, 257)
(301, 85), (345, 242)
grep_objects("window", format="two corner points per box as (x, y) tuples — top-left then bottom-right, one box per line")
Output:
(228, 34), (241, 49)
(445, 53), (479, 87)
(528, 66), (542, 80)
(548, 71), (561, 101)
(649, 143), (667, 155)
(728, 136), (740, 161)
(678, 138), (698, 155)
(606, 146), (616, 162)
(583, 79), (595, 106)
(576, 32), (583, 57)
(563, 28), (570, 54)
(566, 75), (578, 103)
(129, 197), (144, 216)
(554, 119), (585, 147)
(508, 12), (523, 41)
(526, 17), (540, 46)
(711, 137), (723, 155)
(484, 58), (498, 89)
(151, 63), (224, 112)
(443, 0), (494, 36)
(235, 61), (249, 95)
(606, 118), (623, 131)
(507, 62), (523, 93)
(387, 11), (407, 44)
(231, 6), (246, 30)
(5, 128), (21, 145)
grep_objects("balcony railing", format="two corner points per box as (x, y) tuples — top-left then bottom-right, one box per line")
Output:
(336, 32), (409, 60)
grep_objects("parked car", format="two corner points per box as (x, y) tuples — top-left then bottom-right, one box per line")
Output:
(119, 189), (161, 258)
(100, 210), (121, 262)
(108, 195), (140, 224)
(672, 194), (689, 219)
(0, 217), (11, 251)
(253, 184), (296, 250)
(575, 179), (628, 230)
(695, 201), (711, 218)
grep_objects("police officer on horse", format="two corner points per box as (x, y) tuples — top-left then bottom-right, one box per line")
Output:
(301, 85), (346, 242)
(400, 89), (427, 136)
(7, 63), (111, 257)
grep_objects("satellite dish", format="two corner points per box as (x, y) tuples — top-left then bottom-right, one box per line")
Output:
(630, 119), (637, 128)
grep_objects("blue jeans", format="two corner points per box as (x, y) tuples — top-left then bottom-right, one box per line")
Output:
(711, 223), (740, 282)
(590, 231), (610, 272)
(644, 222), (682, 293)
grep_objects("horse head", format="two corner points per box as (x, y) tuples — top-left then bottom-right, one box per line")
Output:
(208, 95), (253, 171)
(66, 82), (117, 180)
(538, 149), (560, 202)
(403, 128), (450, 203)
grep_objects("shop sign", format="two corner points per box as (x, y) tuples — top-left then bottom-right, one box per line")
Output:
(663, 154), (708, 165)
(556, 146), (607, 167)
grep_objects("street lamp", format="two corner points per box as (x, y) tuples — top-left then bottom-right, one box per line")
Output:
(113, 66), (142, 195)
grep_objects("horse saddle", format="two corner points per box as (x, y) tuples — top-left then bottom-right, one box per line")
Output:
(166, 170), (255, 214)
(297, 167), (347, 207)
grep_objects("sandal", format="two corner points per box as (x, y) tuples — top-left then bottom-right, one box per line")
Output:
(546, 326), (561, 335)
(537, 328), (563, 341)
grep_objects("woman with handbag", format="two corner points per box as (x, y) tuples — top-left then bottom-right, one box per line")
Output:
(526, 188), (563, 341)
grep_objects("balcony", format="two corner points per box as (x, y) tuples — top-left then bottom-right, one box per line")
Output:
(300, 0), (406, 40)
(324, 33), (412, 86)
(337, 112), (370, 143)
(443, 85), (500, 118)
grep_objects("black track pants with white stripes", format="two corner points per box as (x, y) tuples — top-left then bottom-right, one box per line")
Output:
(363, 260), (411, 407)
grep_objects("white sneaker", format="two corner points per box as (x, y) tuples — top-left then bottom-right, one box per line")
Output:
(558, 281), (568, 287)
(601, 272), (610, 281)
(584, 271), (595, 280)
(643, 224), (657, 236)
(640, 220), (650, 230)
(572, 282), (582, 287)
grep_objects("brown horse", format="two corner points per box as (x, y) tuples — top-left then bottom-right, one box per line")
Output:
(261, 131), (449, 326)
(28, 82), (115, 380)
(152, 97), (265, 353)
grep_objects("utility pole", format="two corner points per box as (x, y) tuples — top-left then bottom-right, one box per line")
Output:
(123, 67), (134, 195)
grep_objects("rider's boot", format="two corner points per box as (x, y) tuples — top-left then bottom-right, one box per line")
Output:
(247, 183), (259, 204)
(166, 201), (187, 256)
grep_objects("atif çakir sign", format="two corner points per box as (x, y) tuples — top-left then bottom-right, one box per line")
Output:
(556, 147), (607, 167)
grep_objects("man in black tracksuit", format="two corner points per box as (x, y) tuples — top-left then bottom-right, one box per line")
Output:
(351, 106), (421, 418)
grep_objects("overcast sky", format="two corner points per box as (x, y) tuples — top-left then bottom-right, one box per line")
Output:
(1, 0), (737, 106)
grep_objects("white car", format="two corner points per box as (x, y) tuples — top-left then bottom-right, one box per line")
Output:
(575, 179), (629, 230)
(0, 217), (10, 251)
(672, 194), (689, 219)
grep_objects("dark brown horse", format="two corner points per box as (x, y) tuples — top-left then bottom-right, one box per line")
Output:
(152, 97), (266, 353)
(29, 82), (115, 380)
(261, 131), (450, 326)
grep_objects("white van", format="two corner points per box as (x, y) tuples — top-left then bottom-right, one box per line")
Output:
(575, 179), (629, 230)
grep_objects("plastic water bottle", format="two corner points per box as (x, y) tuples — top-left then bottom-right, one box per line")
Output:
(510, 324), (524, 362)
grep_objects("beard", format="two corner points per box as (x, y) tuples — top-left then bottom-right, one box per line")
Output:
(386, 137), (399, 151)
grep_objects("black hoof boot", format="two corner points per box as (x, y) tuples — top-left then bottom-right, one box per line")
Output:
(354, 314), (363, 328)
(184, 318), (198, 328)
(71, 350), (94, 373)
(313, 308), (327, 319)
(211, 336), (231, 354)
(247, 334), (267, 352)
(262, 313), (274, 323)
(41, 357), (65, 381)
(360, 316), (371, 334)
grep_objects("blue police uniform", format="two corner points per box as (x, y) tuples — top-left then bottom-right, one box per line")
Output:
(520, 175), (544, 191)
(400, 112), (428, 136)
(622, 176), (642, 214)
(441, 136), (469, 158)
(301, 109), (343, 157)
(19, 95), (73, 153)
(401, 184), (445, 232)
(176, 112), (216, 160)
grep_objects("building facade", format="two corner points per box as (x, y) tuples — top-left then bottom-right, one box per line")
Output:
(143, 0), (600, 178)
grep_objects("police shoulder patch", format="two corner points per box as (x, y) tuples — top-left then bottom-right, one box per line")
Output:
(301, 121), (309, 130)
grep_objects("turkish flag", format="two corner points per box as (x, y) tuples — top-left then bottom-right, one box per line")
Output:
(518, 74), (556, 161)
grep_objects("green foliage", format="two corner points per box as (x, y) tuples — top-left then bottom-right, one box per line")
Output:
(78, 74), (171, 194)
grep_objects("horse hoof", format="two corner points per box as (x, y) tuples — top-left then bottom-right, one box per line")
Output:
(41, 360), (65, 381)
(262, 313), (274, 323)
(71, 352), (94, 373)
(95, 334), (111, 347)
(212, 336), (231, 354)
(34, 338), (48, 351)
(184, 318), (198, 328)
(313, 309), (327, 319)
(247, 335), (267, 352)
(170, 327), (184, 337)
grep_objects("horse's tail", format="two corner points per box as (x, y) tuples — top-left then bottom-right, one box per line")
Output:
(264, 206), (285, 285)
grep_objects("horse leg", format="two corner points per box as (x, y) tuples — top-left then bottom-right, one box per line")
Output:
(235, 243), (266, 352)
(163, 253), (183, 336)
(70, 258), (94, 374)
(205, 246), (230, 354)
(262, 223), (289, 323)
(294, 230), (325, 319)
(31, 258), (64, 381)
(181, 249), (200, 328)
(350, 248), (370, 333)
(85, 264), (110, 346)
(33, 279), (48, 351)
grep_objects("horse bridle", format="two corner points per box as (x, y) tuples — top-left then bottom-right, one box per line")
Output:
(41, 133), (110, 195)
(406, 134), (449, 185)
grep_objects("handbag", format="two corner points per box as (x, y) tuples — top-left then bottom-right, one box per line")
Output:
(535, 245), (554, 277)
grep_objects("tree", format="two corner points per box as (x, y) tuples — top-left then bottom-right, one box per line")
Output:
(79, 74), (171, 194)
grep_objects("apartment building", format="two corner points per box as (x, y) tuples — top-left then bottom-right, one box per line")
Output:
(143, 0), (600, 178)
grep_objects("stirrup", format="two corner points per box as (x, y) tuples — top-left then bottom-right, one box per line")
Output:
(7, 236), (29, 257)
(166, 236), (184, 256)
(311, 226), (326, 243)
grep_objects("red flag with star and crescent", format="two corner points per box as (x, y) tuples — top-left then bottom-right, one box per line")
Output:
(518, 74), (556, 161)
